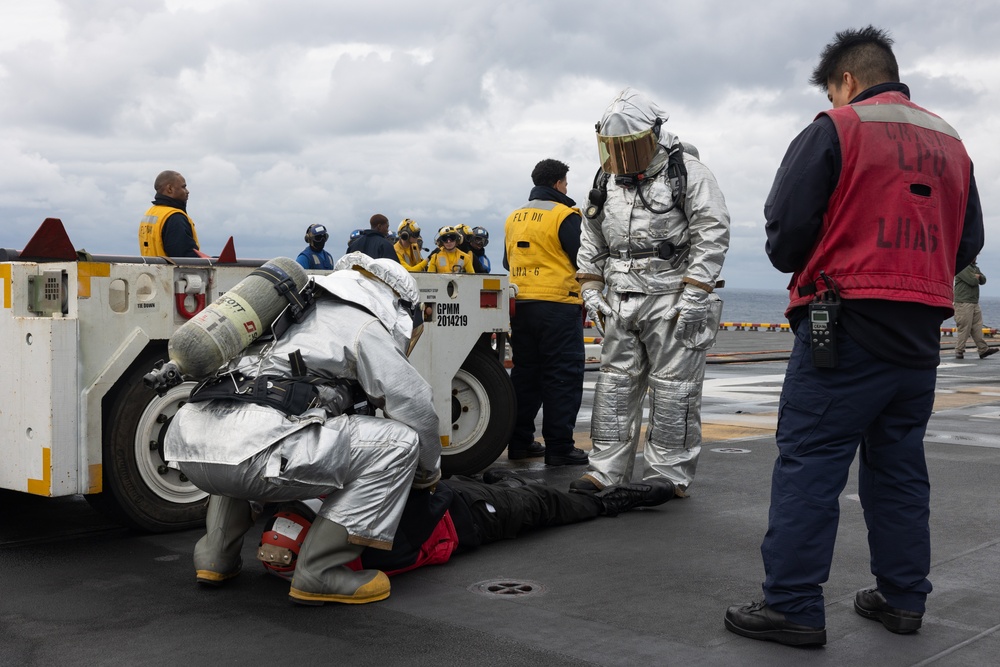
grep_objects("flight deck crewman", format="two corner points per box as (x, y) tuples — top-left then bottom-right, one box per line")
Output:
(395, 219), (428, 271)
(138, 170), (209, 258)
(426, 226), (474, 273)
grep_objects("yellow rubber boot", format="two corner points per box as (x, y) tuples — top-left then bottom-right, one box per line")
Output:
(193, 495), (255, 586)
(288, 518), (390, 605)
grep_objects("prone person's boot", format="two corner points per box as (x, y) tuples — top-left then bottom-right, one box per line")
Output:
(194, 495), (256, 586)
(288, 517), (390, 606)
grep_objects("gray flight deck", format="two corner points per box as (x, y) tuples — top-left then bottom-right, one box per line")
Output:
(2, 330), (999, 666)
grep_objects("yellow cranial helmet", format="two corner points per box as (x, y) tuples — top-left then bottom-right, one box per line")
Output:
(398, 218), (421, 240)
(435, 225), (463, 246)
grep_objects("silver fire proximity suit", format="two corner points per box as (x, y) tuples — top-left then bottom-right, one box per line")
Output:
(165, 254), (441, 550)
(576, 88), (730, 493)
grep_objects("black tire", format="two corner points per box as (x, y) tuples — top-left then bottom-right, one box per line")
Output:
(85, 349), (208, 532)
(441, 346), (516, 476)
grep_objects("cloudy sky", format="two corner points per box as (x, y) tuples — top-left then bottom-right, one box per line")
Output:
(1, 0), (998, 298)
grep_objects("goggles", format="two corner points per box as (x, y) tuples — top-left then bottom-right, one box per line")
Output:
(597, 126), (658, 175)
(441, 234), (459, 243)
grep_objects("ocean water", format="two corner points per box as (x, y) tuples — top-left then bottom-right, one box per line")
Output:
(717, 287), (1000, 329)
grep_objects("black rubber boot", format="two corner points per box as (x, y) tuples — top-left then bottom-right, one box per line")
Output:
(595, 479), (675, 516)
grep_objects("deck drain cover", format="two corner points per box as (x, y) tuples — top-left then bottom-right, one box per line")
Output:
(711, 447), (751, 454)
(469, 579), (546, 598)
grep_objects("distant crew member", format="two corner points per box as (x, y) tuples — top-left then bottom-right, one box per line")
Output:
(348, 214), (399, 261)
(395, 219), (427, 271)
(426, 226), (475, 273)
(468, 226), (492, 273)
(296, 224), (335, 271)
(953, 258), (996, 360)
(139, 170), (209, 258)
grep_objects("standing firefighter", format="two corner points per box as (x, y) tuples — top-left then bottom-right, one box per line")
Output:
(571, 88), (730, 496)
(165, 253), (440, 606)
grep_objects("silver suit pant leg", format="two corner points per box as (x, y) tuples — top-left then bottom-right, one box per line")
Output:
(643, 375), (704, 490)
(317, 416), (420, 550)
(586, 291), (709, 490)
(587, 292), (649, 487)
(180, 413), (420, 551)
(641, 295), (709, 491)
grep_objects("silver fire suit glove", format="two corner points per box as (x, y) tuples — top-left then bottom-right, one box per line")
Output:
(582, 285), (614, 337)
(665, 285), (711, 346)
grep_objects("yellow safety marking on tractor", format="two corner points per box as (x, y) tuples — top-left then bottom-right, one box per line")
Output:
(77, 262), (111, 299)
(0, 264), (11, 309)
(482, 278), (502, 291)
(26, 447), (52, 496)
(88, 464), (103, 494)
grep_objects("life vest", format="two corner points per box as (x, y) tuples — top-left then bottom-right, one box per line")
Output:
(426, 247), (474, 273)
(395, 241), (425, 270)
(297, 248), (334, 270)
(504, 200), (582, 304)
(787, 91), (971, 313)
(139, 205), (200, 257)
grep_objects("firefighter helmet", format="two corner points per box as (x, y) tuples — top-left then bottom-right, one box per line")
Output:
(257, 501), (316, 580)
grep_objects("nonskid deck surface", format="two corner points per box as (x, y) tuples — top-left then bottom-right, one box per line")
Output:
(2, 330), (998, 666)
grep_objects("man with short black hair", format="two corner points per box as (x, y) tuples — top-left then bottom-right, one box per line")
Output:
(138, 170), (210, 258)
(503, 159), (587, 466)
(726, 26), (984, 647)
(348, 213), (399, 261)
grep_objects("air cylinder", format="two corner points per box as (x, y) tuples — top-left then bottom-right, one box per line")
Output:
(167, 257), (308, 380)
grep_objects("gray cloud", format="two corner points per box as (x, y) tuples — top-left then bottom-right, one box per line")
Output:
(0, 0), (997, 298)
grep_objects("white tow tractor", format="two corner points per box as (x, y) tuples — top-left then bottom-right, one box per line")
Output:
(0, 219), (515, 532)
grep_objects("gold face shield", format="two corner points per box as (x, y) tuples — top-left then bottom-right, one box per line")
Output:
(597, 127), (659, 175)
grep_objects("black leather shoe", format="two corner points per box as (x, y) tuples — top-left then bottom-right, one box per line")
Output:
(595, 479), (674, 516)
(724, 601), (827, 646)
(854, 588), (923, 634)
(544, 448), (589, 466)
(569, 477), (601, 494)
(481, 469), (529, 488)
(981, 347), (998, 359)
(508, 441), (546, 460)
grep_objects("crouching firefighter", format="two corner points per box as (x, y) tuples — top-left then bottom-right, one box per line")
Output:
(164, 252), (441, 605)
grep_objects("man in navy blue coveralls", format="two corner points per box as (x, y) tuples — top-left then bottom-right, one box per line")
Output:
(725, 26), (984, 647)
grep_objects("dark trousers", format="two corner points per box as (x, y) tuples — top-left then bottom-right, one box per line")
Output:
(509, 300), (585, 453)
(761, 319), (935, 627)
(445, 477), (602, 547)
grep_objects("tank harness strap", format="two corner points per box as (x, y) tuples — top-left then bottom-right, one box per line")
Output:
(253, 264), (316, 336)
(272, 285), (318, 340)
(188, 372), (362, 417)
(594, 241), (689, 263)
(288, 349), (308, 378)
(585, 143), (688, 222)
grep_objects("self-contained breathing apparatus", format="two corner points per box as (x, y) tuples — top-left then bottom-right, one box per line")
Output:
(584, 137), (690, 266)
(145, 263), (377, 417)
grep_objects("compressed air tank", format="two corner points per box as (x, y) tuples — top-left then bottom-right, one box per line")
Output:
(167, 257), (308, 380)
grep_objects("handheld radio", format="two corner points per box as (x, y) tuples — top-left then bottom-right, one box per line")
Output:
(808, 271), (840, 368)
